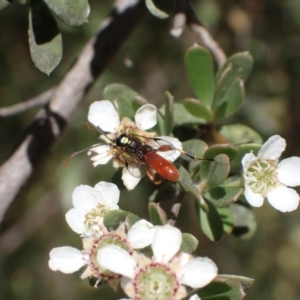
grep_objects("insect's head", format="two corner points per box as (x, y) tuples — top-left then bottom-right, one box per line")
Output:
(115, 133), (131, 147)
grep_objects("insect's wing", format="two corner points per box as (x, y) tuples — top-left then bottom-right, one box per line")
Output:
(120, 152), (147, 178)
(146, 137), (177, 159)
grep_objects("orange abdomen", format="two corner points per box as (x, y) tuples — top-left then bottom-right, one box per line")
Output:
(144, 151), (179, 182)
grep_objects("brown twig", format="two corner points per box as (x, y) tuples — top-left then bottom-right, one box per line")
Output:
(167, 191), (185, 226)
(0, 0), (146, 223)
(0, 88), (54, 117)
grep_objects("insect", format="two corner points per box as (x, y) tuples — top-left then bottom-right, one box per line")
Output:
(114, 133), (180, 184)
(67, 129), (213, 184)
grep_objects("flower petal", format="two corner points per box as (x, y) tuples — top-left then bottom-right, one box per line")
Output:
(127, 219), (155, 249)
(244, 185), (264, 207)
(241, 153), (257, 171)
(134, 104), (157, 130)
(157, 136), (182, 162)
(177, 257), (218, 289)
(72, 185), (98, 213)
(267, 185), (300, 212)
(88, 145), (113, 166)
(49, 246), (86, 273)
(152, 224), (182, 264)
(277, 157), (300, 187)
(122, 168), (141, 190)
(97, 245), (136, 279)
(258, 135), (286, 160)
(88, 100), (120, 133)
(189, 295), (201, 300)
(93, 181), (120, 209)
(65, 208), (86, 234)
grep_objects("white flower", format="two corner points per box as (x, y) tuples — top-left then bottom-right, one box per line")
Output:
(242, 135), (300, 212)
(87, 100), (182, 190)
(65, 181), (120, 236)
(97, 224), (217, 300)
(48, 219), (156, 287)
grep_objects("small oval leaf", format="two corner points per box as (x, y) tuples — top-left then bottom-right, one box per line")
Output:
(185, 44), (215, 107)
(145, 0), (176, 19)
(44, 0), (90, 26)
(163, 91), (174, 136)
(29, 0), (62, 74)
(180, 233), (199, 254)
(198, 200), (223, 241)
(184, 98), (213, 121)
(149, 202), (167, 225)
(214, 78), (245, 119)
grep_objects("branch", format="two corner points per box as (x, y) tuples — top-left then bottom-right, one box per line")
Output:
(174, 0), (227, 67)
(0, 0), (146, 223)
(0, 88), (54, 117)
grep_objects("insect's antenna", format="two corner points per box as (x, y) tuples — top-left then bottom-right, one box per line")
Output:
(181, 150), (215, 162)
(85, 122), (114, 142)
(65, 144), (102, 168)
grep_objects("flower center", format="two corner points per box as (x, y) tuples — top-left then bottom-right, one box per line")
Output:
(133, 263), (179, 300)
(85, 205), (109, 233)
(245, 160), (278, 195)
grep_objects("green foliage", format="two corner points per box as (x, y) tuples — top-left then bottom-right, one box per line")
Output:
(185, 45), (215, 108)
(197, 275), (254, 299)
(148, 202), (167, 225)
(180, 233), (199, 254)
(145, 0), (176, 19)
(44, 0), (90, 26)
(29, 0), (62, 75)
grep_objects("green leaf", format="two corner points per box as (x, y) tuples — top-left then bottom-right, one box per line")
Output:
(29, 0), (62, 74)
(0, 0), (10, 10)
(115, 97), (136, 120)
(230, 143), (261, 173)
(173, 103), (206, 125)
(217, 206), (234, 235)
(197, 274), (254, 299)
(203, 143), (238, 161)
(103, 83), (140, 103)
(216, 52), (254, 84)
(148, 202), (167, 225)
(220, 124), (263, 144)
(163, 91), (174, 136)
(180, 233), (198, 254)
(201, 154), (230, 188)
(231, 202), (257, 239)
(16, 0), (27, 3)
(103, 83), (140, 119)
(213, 52), (253, 113)
(181, 139), (208, 160)
(204, 176), (244, 207)
(177, 165), (208, 212)
(214, 78), (245, 119)
(199, 199), (223, 241)
(145, 0), (176, 19)
(184, 98), (213, 121)
(44, 0), (90, 26)
(103, 210), (130, 231)
(126, 213), (141, 228)
(185, 45), (215, 107)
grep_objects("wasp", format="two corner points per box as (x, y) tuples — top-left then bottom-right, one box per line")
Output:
(68, 129), (213, 185)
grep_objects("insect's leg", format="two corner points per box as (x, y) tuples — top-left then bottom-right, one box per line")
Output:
(147, 169), (164, 184)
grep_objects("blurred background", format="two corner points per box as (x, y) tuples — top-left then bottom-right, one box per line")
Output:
(1, 0), (300, 299)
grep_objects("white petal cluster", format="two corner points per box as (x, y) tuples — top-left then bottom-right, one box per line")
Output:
(87, 100), (182, 190)
(242, 135), (300, 212)
(65, 181), (120, 236)
(97, 224), (217, 300)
